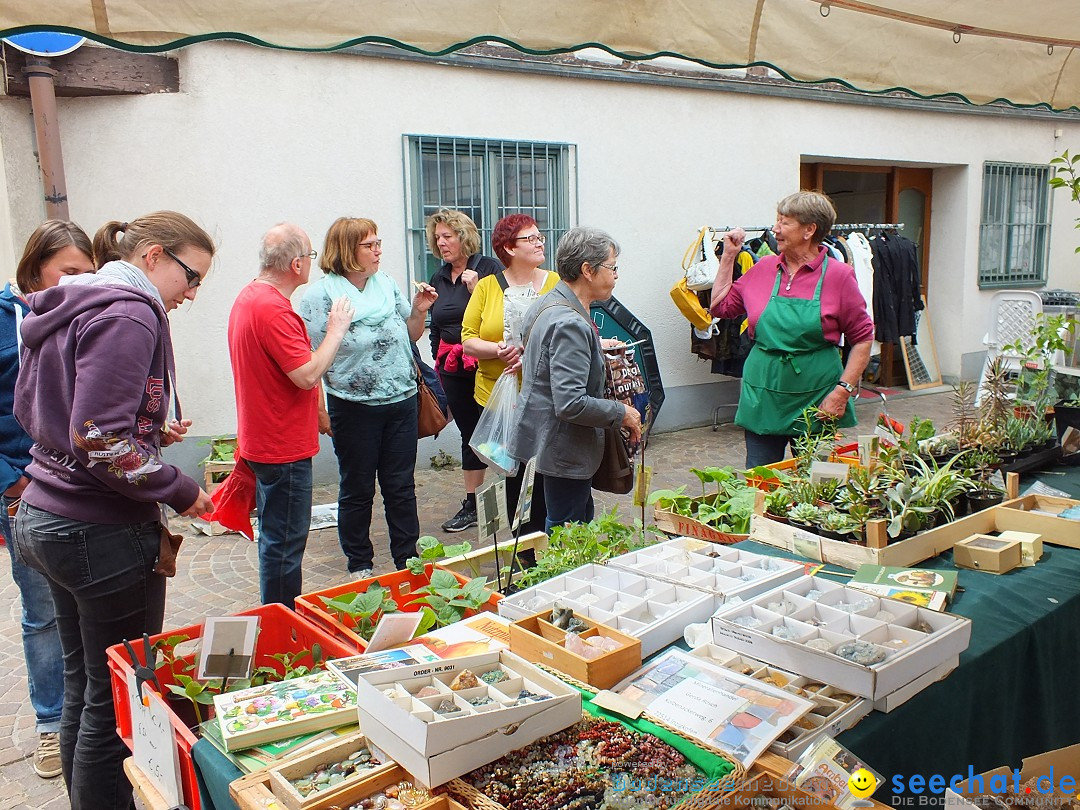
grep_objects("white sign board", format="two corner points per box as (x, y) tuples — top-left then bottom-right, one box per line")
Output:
(127, 671), (183, 807)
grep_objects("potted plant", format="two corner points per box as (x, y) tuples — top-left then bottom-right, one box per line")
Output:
(883, 480), (935, 540)
(763, 487), (793, 523)
(788, 502), (822, 533)
(959, 448), (1006, 511)
(818, 509), (859, 542)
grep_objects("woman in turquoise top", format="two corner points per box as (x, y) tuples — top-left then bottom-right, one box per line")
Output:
(300, 217), (437, 575)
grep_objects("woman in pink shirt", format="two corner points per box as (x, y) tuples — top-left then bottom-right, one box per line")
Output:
(711, 191), (873, 468)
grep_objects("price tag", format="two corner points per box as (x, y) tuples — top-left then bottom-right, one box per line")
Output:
(127, 671), (182, 807)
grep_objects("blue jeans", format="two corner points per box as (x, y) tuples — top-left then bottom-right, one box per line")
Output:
(328, 394), (419, 571)
(248, 458), (313, 607)
(1, 494), (63, 733)
(744, 431), (795, 469)
(13, 502), (165, 810)
(543, 476), (594, 534)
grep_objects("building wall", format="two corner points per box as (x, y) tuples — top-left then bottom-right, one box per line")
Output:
(2, 42), (1079, 478)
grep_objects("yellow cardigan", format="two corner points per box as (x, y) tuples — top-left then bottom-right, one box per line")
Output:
(461, 271), (559, 407)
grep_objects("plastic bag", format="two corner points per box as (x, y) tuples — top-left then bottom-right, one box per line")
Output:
(469, 372), (520, 476)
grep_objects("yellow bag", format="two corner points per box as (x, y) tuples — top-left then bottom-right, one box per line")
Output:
(669, 277), (713, 330)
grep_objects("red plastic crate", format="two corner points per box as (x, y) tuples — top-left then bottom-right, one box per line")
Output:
(294, 564), (502, 652)
(106, 603), (356, 810)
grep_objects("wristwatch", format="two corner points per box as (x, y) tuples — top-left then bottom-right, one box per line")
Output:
(836, 380), (856, 394)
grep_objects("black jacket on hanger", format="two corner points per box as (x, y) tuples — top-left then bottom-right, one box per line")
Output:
(870, 233), (924, 344)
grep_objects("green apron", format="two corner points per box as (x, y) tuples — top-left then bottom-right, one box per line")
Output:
(734, 255), (856, 435)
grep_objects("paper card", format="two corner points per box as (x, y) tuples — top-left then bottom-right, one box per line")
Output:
(128, 672), (182, 807)
(196, 615), (258, 680)
(477, 478), (509, 540)
(592, 690), (646, 719)
(365, 612), (424, 653)
(810, 461), (850, 484)
(792, 533), (823, 562)
(632, 464), (653, 508)
(511, 458), (536, 532)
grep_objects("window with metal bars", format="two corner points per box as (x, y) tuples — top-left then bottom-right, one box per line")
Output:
(403, 136), (575, 283)
(978, 162), (1052, 288)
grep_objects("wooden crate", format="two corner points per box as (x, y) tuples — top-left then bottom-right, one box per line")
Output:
(233, 761), (465, 810)
(508, 611), (642, 690)
(124, 757), (172, 810)
(653, 502), (750, 544)
(267, 730), (392, 810)
(749, 484), (1080, 571)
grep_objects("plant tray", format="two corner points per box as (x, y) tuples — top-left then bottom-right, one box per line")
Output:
(106, 603), (356, 810)
(294, 564), (502, 652)
(653, 497), (750, 543)
(749, 494), (1080, 571)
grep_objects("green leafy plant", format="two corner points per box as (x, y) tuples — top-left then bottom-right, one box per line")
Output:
(648, 485), (693, 515)
(406, 535), (478, 577)
(792, 406), (840, 475)
(764, 487), (792, 518)
(410, 570), (495, 628)
(514, 509), (660, 588)
(320, 583), (400, 642)
(884, 480), (935, 538)
(819, 509), (859, 538)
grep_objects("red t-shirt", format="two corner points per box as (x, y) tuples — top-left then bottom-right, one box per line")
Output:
(228, 281), (318, 464)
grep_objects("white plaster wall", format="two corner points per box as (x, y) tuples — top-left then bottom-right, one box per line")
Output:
(3, 41), (1080, 431)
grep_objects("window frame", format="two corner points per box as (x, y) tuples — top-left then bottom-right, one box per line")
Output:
(402, 134), (577, 284)
(978, 161), (1053, 289)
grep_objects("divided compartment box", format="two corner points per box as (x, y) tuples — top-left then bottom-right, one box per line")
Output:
(267, 730), (392, 810)
(294, 564), (502, 652)
(234, 760), (466, 810)
(750, 493), (1080, 571)
(351, 650), (582, 787)
(497, 563), (718, 657)
(508, 611), (642, 690)
(607, 537), (804, 602)
(710, 579), (971, 700)
(953, 534), (1023, 574)
(106, 603), (357, 810)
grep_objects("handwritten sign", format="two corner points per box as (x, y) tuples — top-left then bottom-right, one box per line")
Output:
(127, 671), (182, 806)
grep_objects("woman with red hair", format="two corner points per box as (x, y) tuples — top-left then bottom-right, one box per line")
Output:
(462, 214), (557, 536)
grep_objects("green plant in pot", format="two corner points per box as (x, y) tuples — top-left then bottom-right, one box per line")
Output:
(846, 503), (875, 543)
(818, 509), (859, 542)
(763, 487), (793, 521)
(792, 406), (839, 476)
(320, 583), (402, 642)
(909, 452), (970, 524)
(957, 447), (1005, 511)
(884, 480), (935, 539)
(788, 502), (822, 531)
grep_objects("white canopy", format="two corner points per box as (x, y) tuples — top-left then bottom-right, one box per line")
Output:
(4, 0), (1080, 110)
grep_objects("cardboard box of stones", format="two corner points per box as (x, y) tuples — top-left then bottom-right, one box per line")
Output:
(341, 650), (581, 787)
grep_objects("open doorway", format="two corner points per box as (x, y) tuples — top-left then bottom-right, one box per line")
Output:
(801, 162), (933, 388)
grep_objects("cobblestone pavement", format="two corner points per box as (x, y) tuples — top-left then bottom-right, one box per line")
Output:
(0, 388), (956, 809)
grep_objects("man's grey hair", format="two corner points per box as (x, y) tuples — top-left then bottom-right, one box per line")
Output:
(259, 223), (308, 273)
(555, 227), (620, 282)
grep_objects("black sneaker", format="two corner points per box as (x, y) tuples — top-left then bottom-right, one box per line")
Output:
(442, 499), (478, 533)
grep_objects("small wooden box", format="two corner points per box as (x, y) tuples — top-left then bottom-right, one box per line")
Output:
(267, 731), (390, 810)
(996, 530), (1043, 567)
(508, 612), (641, 690)
(953, 535), (1022, 575)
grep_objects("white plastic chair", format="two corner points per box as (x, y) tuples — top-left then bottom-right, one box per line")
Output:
(976, 290), (1047, 404)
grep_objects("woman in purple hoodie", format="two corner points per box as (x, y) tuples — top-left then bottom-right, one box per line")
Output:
(12, 211), (216, 810)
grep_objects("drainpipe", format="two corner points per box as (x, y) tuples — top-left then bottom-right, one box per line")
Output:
(24, 56), (69, 220)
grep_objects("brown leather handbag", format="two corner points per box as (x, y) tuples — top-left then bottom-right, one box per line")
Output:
(416, 366), (448, 439)
(592, 426), (634, 494)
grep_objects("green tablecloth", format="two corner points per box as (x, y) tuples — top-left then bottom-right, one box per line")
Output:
(735, 468), (1080, 783)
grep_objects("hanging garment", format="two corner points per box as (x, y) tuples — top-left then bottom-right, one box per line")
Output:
(735, 256), (855, 435)
(843, 232), (878, 354)
(870, 232), (924, 344)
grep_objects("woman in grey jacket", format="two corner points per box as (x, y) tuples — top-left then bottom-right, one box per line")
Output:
(511, 227), (642, 530)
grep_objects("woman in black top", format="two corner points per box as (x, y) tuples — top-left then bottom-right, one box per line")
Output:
(426, 209), (501, 532)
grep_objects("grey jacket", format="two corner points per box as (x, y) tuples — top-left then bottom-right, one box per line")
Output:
(510, 282), (623, 479)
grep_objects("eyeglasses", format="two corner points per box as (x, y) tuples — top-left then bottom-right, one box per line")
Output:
(299, 249), (318, 260)
(164, 249), (202, 289)
(359, 239), (383, 250)
(514, 234), (546, 245)
(598, 262), (619, 273)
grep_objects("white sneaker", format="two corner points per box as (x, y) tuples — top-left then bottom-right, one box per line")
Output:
(352, 568), (373, 581)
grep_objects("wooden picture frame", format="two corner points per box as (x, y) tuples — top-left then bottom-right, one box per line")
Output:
(899, 296), (942, 390)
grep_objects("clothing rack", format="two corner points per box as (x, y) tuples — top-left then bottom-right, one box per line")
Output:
(711, 225), (775, 232)
(832, 222), (904, 233)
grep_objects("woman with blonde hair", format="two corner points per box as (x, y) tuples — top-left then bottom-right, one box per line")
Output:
(301, 218), (437, 577)
(1, 220), (94, 781)
(13, 211), (216, 809)
(425, 208), (501, 533)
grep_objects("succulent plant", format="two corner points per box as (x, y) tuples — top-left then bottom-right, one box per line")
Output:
(820, 510), (859, 536)
(764, 487), (793, 517)
(788, 503), (822, 526)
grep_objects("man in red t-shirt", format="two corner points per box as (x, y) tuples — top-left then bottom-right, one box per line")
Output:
(228, 223), (352, 605)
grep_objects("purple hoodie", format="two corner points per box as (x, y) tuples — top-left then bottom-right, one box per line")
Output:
(14, 283), (199, 524)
